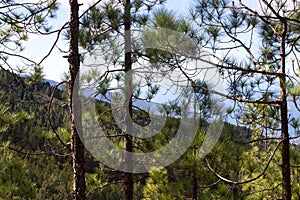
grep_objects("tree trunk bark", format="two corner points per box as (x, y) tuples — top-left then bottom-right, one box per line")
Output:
(68, 0), (86, 199)
(123, 0), (133, 199)
(281, 88), (291, 200)
(280, 21), (291, 200)
(192, 169), (198, 200)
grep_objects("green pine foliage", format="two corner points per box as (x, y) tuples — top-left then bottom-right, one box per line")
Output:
(0, 69), (73, 199)
(142, 168), (175, 200)
(0, 69), (68, 150)
(0, 0), (300, 199)
(0, 149), (37, 199)
(0, 67), (299, 199)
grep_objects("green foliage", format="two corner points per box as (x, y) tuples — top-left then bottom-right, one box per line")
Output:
(0, 68), (74, 199)
(0, 104), (21, 133)
(1, 66), (300, 199)
(32, 154), (73, 200)
(190, 1), (300, 198)
(239, 143), (300, 199)
(141, 8), (198, 69)
(167, 124), (247, 199)
(142, 168), (175, 200)
(1, 0), (300, 199)
(0, 0), (59, 74)
(0, 69), (68, 150)
(25, 66), (45, 84)
(86, 165), (109, 196)
(0, 149), (37, 199)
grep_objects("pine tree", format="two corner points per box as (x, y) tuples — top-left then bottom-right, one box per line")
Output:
(68, 0), (86, 199)
(183, 0), (300, 199)
(79, 1), (165, 199)
(142, 168), (175, 200)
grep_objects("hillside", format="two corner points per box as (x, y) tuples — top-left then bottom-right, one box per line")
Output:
(0, 69), (68, 149)
(1, 69), (299, 199)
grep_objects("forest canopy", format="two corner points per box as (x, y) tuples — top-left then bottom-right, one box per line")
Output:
(0, 0), (300, 199)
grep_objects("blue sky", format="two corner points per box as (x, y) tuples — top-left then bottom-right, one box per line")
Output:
(15, 0), (192, 82)
(12, 0), (300, 141)
(15, 0), (261, 82)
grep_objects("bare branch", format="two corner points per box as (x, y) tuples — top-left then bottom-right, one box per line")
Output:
(205, 139), (282, 185)
(47, 80), (69, 149)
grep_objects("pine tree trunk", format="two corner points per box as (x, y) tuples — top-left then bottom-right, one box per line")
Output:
(123, 0), (133, 199)
(281, 90), (291, 200)
(192, 169), (198, 200)
(68, 0), (86, 199)
(232, 185), (239, 200)
(280, 22), (291, 200)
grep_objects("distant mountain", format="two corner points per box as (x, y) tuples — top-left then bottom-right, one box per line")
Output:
(44, 79), (58, 86)
(82, 88), (162, 115)
(42, 78), (162, 114)
(16, 71), (300, 146)
(18, 72), (65, 90)
(44, 79), (66, 90)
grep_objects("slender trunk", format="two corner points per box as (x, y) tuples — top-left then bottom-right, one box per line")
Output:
(10, 167), (13, 200)
(68, 0), (86, 199)
(192, 98), (198, 200)
(192, 169), (197, 200)
(280, 21), (291, 200)
(232, 185), (239, 200)
(124, 0), (133, 199)
(233, 156), (240, 200)
(280, 86), (291, 200)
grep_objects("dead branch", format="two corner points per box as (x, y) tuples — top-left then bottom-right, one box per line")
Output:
(205, 139), (282, 185)
(47, 80), (69, 149)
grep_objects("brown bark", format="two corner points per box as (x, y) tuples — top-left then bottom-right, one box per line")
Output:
(280, 86), (291, 200)
(192, 169), (198, 200)
(280, 20), (291, 200)
(123, 0), (133, 199)
(68, 0), (86, 199)
(232, 185), (239, 200)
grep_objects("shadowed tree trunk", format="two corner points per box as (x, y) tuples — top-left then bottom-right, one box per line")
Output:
(68, 0), (86, 199)
(123, 70), (134, 200)
(123, 0), (133, 199)
(192, 169), (198, 200)
(187, 1), (296, 199)
(279, 20), (291, 200)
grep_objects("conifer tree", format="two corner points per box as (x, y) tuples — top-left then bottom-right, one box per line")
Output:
(181, 1), (300, 199)
(142, 168), (175, 200)
(68, 0), (86, 199)
(79, 1), (165, 199)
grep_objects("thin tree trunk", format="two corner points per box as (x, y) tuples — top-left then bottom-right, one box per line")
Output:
(68, 0), (86, 199)
(192, 169), (198, 200)
(280, 87), (291, 200)
(192, 98), (198, 200)
(280, 20), (291, 200)
(232, 185), (239, 200)
(123, 0), (133, 199)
